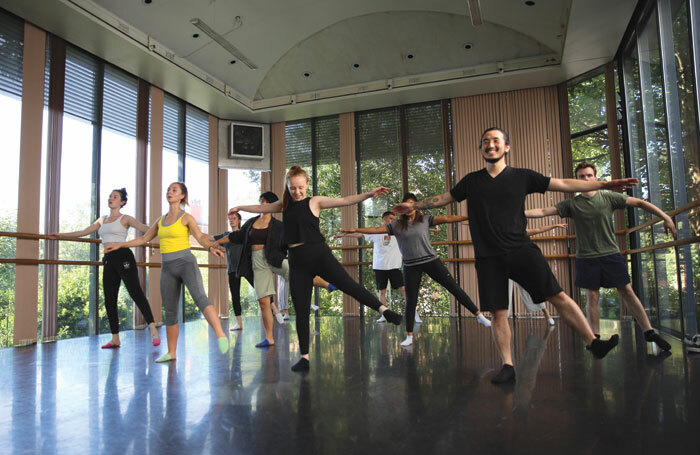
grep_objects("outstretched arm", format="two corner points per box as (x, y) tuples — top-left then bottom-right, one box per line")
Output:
(525, 206), (559, 218)
(341, 226), (389, 235)
(103, 221), (159, 252)
(432, 215), (469, 225)
(548, 177), (638, 193)
(311, 187), (389, 211)
(231, 201), (282, 214)
(626, 197), (677, 238)
(47, 218), (101, 239)
(393, 192), (455, 214)
(182, 214), (225, 258)
(124, 215), (151, 234)
(526, 223), (567, 237)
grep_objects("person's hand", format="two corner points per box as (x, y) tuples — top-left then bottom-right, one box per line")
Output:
(392, 201), (414, 214)
(228, 207), (240, 214)
(554, 223), (568, 230)
(664, 219), (677, 239)
(370, 187), (390, 197)
(341, 228), (357, 234)
(333, 232), (346, 240)
(602, 178), (639, 191)
(429, 227), (439, 234)
(209, 246), (225, 258)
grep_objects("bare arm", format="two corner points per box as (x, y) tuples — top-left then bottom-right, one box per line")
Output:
(524, 206), (559, 218)
(103, 220), (160, 252)
(341, 226), (389, 235)
(231, 201), (282, 214)
(526, 223), (567, 237)
(432, 215), (469, 225)
(182, 214), (225, 258)
(393, 192), (455, 214)
(47, 218), (101, 239)
(311, 187), (390, 211)
(626, 197), (677, 238)
(548, 177), (638, 193)
(124, 215), (150, 234)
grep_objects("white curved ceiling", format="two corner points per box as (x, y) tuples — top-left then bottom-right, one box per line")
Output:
(1, 0), (637, 123)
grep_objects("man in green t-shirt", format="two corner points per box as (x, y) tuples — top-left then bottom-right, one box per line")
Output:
(526, 162), (675, 351)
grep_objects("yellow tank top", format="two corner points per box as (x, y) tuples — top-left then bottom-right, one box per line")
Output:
(158, 211), (190, 254)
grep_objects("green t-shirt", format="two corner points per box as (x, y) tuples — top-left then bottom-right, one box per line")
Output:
(555, 190), (628, 258)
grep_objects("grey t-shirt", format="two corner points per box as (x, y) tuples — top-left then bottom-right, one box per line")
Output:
(386, 215), (437, 267)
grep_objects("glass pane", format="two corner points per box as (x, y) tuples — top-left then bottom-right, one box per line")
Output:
(571, 129), (612, 179)
(405, 102), (450, 316)
(58, 115), (95, 339)
(184, 155), (209, 322)
(568, 72), (607, 134)
(0, 89), (21, 347)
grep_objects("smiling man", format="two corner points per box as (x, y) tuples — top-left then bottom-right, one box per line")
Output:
(525, 161), (674, 352)
(394, 127), (639, 384)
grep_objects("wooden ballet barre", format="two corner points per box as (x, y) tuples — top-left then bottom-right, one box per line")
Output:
(0, 257), (226, 269)
(623, 235), (700, 255)
(622, 199), (700, 235)
(330, 235), (574, 251)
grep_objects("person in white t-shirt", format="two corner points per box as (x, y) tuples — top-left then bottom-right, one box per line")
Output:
(335, 211), (415, 323)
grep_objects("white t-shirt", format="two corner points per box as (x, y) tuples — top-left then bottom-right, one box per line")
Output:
(364, 233), (403, 270)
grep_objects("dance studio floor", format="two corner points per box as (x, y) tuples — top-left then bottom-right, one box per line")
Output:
(1, 315), (698, 454)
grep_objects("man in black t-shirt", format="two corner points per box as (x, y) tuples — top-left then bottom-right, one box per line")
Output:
(394, 127), (638, 384)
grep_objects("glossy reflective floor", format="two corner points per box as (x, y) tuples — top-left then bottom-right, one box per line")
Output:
(1, 315), (699, 455)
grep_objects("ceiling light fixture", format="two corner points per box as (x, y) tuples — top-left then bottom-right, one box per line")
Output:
(467, 0), (483, 27)
(190, 18), (257, 70)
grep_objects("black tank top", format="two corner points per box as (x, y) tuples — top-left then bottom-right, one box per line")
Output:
(248, 226), (268, 245)
(283, 198), (325, 245)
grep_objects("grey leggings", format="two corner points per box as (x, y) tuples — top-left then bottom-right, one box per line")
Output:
(161, 252), (212, 326)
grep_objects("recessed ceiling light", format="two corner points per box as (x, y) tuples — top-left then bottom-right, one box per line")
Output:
(303, 71), (311, 78)
(525, 1), (535, 5)
(229, 60), (236, 64)
(464, 43), (473, 50)
(353, 63), (360, 69)
(192, 33), (199, 38)
(144, 0), (152, 4)
(407, 53), (414, 60)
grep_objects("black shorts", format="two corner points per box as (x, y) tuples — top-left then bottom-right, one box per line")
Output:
(475, 243), (562, 312)
(374, 268), (404, 290)
(575, 253), (630, 289)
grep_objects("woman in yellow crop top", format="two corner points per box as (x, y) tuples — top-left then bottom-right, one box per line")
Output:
(106, 182), (229, 363)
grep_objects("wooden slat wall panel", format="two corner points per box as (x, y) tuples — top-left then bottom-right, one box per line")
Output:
(339, 113), (360, 315)
(452, 87), (571, 317)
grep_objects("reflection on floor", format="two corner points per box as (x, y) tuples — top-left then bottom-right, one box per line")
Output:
(1, 316), (698, 454)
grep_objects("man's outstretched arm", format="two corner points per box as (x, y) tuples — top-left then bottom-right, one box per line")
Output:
(548, 177), (638, 193)
(393, 192), (455, 214)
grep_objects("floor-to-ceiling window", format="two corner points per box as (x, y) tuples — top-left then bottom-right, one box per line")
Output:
(0, 11), (24, 347)
(617, 0), (700, 337)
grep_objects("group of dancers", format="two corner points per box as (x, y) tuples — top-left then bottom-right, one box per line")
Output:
(50, 126), (675, 383)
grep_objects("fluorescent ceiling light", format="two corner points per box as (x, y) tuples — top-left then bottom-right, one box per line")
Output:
(467, 0), (483, 27)
(190, 18), (257, 70)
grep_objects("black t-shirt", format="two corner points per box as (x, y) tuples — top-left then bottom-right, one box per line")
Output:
(449, 166), (550, 258)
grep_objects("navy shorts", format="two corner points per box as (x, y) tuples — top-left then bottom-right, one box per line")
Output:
(575, 253), (630, 289)
(475, 243), (562, 312)
(374, 268), (404, 290)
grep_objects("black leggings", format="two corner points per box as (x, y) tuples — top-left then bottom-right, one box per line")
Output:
(404, 258), (478, 332)
(103, 248), (155, 334)
(288, 242), (383, 355)
(227, 272), (242, 317)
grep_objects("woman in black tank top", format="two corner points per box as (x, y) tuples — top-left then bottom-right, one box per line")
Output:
(230, 165), (403, 372)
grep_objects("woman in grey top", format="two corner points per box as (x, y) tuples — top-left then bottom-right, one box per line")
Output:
(342, 193), (491, 347)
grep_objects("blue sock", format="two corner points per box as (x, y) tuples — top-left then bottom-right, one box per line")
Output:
(328, 283), (337, 292)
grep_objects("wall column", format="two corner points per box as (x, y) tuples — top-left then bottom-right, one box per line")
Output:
(147, 87), (164, 324)
(133, 79), (149, 328)
(339, 112), (360, 316)
(13, 24), (46, 345)
(208, 115), (228, 317)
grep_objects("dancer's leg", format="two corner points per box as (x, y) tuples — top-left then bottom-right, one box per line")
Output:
(102, 255), (122, 345)
(288, 255), (314, 358)
(618, 284), (670, 350)
(585, 288), (601, 335)
(228, 273), (243, 329)
(257, 296), (275, 344)
(118, 250), (158, 338)
(159, 261), (183, 360)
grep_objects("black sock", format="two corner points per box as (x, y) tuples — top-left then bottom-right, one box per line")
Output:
(645, 330), (671, 351)
(382, 309), (402, 325)
(491, 364), (516, 384)
(595, 333), (601, 339)
(291, 357), (310, 372)
(587, 334), (619, 359)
